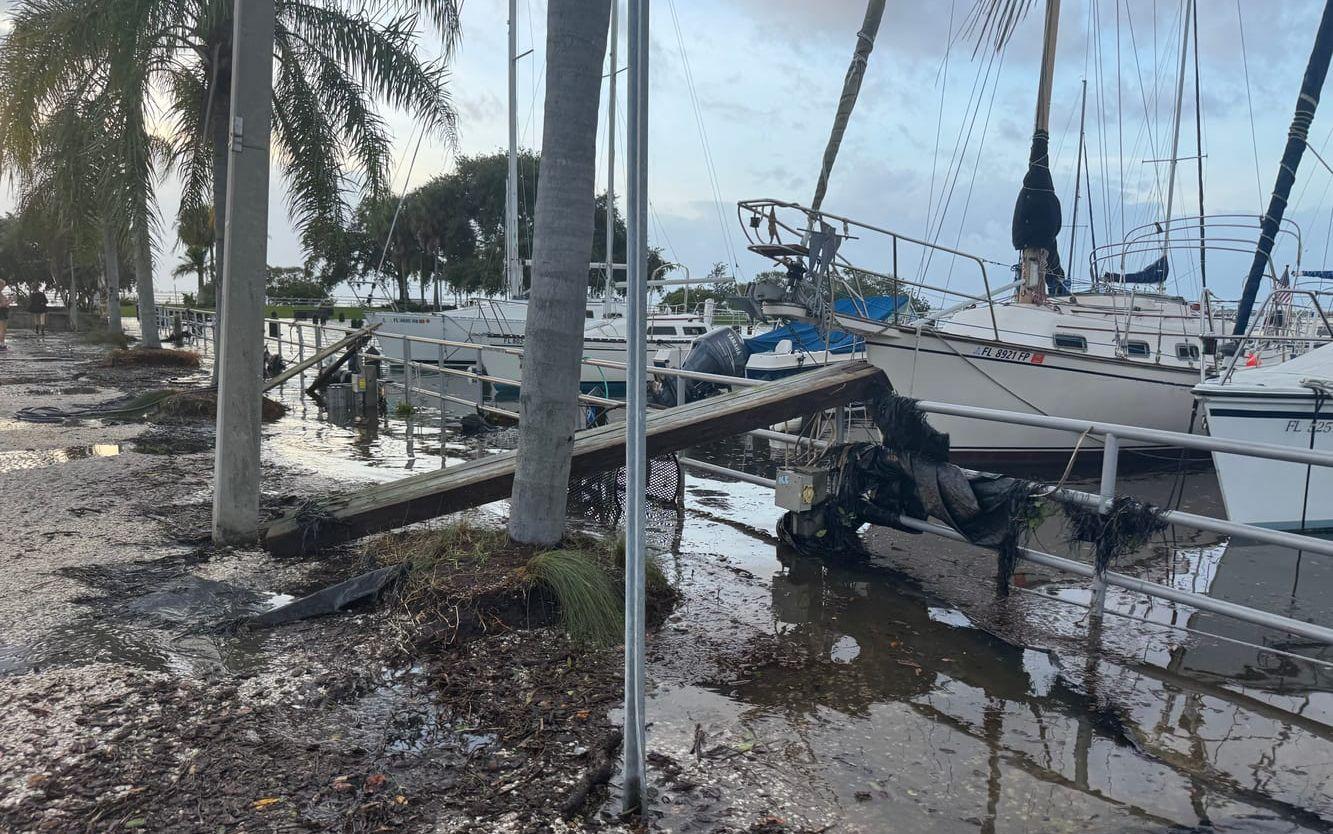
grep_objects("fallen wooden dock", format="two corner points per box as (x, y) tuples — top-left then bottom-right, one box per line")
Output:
(262, 360), (888, 554)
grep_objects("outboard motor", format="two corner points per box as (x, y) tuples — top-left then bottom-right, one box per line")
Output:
(652, 327), (751, 406)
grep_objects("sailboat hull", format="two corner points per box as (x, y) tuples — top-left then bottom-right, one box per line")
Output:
(864, 327), (1201, 463)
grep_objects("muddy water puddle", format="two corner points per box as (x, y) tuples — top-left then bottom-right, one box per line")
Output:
(0, 443), (122, 473)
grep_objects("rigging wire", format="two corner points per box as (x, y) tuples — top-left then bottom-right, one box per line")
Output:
(921, 0), (959, 270)
(1236, 0), (1265, 215)
(664, 0), (742, 278)
(370, 119), (432, 311)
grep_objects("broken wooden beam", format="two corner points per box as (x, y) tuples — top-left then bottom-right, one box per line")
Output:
(261, 360), (888, 555)
(264, 322), (380, 392)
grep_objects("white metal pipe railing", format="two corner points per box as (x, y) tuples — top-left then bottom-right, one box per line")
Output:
(893, 514), (1333, 645)
(917, 400), (1333, 469)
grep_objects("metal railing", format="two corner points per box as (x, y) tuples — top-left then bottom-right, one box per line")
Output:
(684, 397), (1333, 649)
(737, 197), (1003, 339)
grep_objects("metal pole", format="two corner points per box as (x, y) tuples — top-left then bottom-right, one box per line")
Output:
(403, 335), (414, 415)
(605, 0), (618, 293)
(314, 324), (324, 370)
(1090, 432), (1119, 614)
(505, 0), (521, 298)
(1067, 79), (1087, 279)
(1192, 2), (1207, 289)
(622, 0), (648, 813)
(212, 0), (276, 545)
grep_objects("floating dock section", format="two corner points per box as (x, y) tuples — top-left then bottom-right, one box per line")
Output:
(262, 361), (888, 554)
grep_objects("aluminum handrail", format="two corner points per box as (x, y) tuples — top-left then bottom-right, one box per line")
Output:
(916, 399), (1333, 468)
(894, 515), (1333, 645)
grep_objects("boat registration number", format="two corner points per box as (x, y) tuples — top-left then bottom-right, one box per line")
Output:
(972, 346), (1046, 364)
(1284, 419), (1333, 433)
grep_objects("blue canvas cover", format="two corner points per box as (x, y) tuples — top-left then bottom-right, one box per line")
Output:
(744, 295), (908, 356)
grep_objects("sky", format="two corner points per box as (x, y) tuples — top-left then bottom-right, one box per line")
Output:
(1, 0), (1331, 305)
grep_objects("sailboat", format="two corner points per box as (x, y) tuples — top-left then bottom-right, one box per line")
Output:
(736, 0), (1318, 464)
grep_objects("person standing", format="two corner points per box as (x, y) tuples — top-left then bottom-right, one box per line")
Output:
(27, 287), (48, 336)
(0, 279), (11, 351)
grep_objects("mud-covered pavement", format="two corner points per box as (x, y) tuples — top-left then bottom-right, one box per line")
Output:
(4, 327), (1333, 832)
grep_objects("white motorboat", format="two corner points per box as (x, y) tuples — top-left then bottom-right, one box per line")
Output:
(482, 308), (722, 397)
(1195, 343), (1333, 530)
(366, 297), (617, 365)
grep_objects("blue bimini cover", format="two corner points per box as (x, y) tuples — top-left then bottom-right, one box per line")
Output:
(744, 295), (908, 356)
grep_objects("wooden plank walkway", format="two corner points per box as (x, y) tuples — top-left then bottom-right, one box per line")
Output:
(262, 360), (887, 554)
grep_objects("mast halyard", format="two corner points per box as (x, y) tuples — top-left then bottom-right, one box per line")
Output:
(505, 0), (522, 298)
(1013, 0), (1064, 303)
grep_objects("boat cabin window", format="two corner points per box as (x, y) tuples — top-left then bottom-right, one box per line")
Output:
(1053, 332), (1088, 351)
(648, 326), (679, 336)
(683, 326), (707, 335)
(1123, 340), (1151, 358)
(1176, 343), (1201, 361)
(585, 310), (594, 318)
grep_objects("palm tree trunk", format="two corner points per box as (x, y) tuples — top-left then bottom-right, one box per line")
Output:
(102, 222), (123, 335)
(67, 245), (79, 331)
(508, 0), (612, 547)
(135, 219), (161, 349)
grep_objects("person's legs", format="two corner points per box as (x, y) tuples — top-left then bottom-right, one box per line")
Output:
(0, 308), (9, 349)
(34, 312), (46, 335)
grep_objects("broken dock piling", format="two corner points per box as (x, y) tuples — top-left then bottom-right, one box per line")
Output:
(261, 361), (888, 555)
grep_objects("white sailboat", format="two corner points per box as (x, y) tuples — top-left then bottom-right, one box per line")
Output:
(1196, 340), (1333, 530)
(734, 0), (1324, 464)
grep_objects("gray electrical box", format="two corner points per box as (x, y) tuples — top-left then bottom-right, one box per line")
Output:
(774, 467), (829, 512)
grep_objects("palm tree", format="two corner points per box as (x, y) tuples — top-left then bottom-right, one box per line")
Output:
(173, 245), (211, 299)
(0, 0), (459, 291)
(508, 0), (613, 547)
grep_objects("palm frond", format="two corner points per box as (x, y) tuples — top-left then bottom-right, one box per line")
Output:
(961, 0), (1038, 52)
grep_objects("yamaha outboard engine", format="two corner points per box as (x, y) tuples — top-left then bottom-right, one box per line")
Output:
(652, 327), (751, 406)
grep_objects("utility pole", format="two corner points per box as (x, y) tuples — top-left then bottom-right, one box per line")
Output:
(212, 0), (275, 544)
(623, 0), (648, 813)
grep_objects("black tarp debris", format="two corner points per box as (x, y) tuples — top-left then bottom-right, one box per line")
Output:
(778, 393), (1176, 597)
(1064, 495), (1168, 577)
(244, 564), (408, 629)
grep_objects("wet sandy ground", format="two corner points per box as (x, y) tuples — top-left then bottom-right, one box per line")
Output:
(3, 327), (1333, 832)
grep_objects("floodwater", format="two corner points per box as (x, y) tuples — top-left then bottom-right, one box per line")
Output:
(247, 350), (1333, 831)
(16, 324), (1333, 830)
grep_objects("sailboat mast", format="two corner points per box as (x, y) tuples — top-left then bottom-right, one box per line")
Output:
(1014, 0), (1063, 302)
(505, 0), (521, 298)
(1068, 78), (1087, 285)
(810, 0), (886, 212)
(1234, 0), (1333, 335)
(1163, 0), (1194, 256)
(605, 0), (618, 291)
(1192, 2), (1207, 289)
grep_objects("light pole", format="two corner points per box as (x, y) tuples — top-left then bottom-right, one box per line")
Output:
(212, 0), (275, 544)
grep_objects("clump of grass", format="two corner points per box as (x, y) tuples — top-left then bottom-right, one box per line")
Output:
(394, 401), (417, 419)
(375, 520), (511, 574)
(154, 389), (287, 422)
(102, 347), (201, 368)
(524, 549), (622, 647)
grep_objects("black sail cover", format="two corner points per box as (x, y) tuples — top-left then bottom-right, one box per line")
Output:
(1011, 130), (1066, 291)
